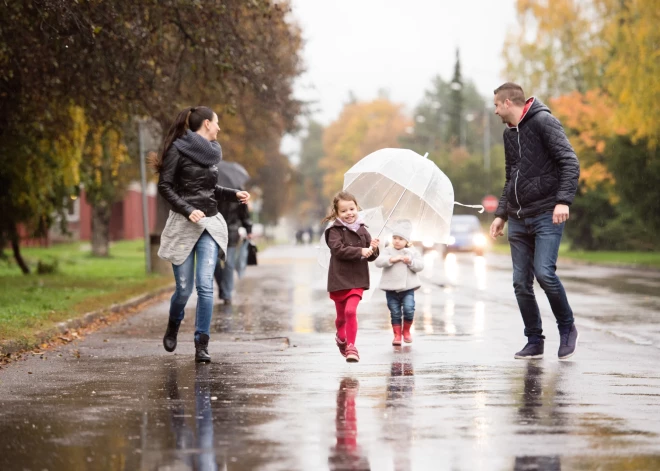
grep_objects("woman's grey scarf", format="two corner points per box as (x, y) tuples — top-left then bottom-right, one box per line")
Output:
(173, 130), (222, 166)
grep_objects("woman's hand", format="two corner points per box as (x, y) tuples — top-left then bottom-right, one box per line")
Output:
(236, 191), (250, 203)
(370, 238), (380, 249)
(189, 209), (206, 223)
(361, 248), (373, 258)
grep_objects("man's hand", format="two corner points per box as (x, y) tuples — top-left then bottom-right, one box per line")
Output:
(490, 217), (505, 239)
(189, 209), (206, 223)
(236, 191), (250, 203)
(553, 204), (569, 224)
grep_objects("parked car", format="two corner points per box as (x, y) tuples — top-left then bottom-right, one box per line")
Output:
(442, 215), (488, 257)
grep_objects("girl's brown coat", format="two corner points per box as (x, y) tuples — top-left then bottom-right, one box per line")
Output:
(325, 219), (379, 292)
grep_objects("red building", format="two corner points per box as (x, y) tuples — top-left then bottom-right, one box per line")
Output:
(44, 182), (158, 244)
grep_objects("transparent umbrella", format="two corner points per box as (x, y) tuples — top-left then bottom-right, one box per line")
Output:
(343, 148), (482, 245)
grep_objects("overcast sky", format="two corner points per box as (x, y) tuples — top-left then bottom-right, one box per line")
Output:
(282, 0), (517, 159)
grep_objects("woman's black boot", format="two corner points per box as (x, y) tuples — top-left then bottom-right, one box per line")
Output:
(195, 334), (211, 363)
(163, 320), (181, 352)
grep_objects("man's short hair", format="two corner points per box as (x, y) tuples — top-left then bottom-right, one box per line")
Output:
(493, 82), (526, 106)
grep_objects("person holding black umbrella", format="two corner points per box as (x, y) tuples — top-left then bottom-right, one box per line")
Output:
(214, 160), (252, 305)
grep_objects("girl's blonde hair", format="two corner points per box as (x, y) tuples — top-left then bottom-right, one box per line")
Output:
(321, 191), (360, 224)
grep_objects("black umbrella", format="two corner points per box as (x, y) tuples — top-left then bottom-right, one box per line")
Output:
(217, 160), (250, 189)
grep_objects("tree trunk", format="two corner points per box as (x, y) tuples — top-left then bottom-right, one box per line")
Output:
(91, 201), (111, 257)
(10, 229), (30, 275)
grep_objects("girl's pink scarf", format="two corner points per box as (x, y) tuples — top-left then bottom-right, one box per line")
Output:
(338, 217), (363, 233)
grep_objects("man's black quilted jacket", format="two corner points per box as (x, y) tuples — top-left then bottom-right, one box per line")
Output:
(494, 98), (580, 221)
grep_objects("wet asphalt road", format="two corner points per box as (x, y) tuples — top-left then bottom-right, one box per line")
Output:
(1, 245), (660, 471)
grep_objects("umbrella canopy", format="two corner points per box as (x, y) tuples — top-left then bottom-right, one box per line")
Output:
(343, 148), (455, 245)
(217, 160), (250, 189)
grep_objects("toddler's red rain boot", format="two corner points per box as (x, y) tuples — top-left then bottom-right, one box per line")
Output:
(335, 334), (347, 357)
(403, 320), (413, 343)
(345, 344), (360, 363)
(392, 324), (402, 346)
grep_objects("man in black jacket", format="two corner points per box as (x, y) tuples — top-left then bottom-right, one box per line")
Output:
(214, 195), (252, 304)
(489, 82), (580, 360)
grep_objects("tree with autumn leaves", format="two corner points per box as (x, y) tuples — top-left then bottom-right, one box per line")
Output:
(1, 0), (303, 270)
(504, 0), (660, 250)
(320, 99), (411, 201)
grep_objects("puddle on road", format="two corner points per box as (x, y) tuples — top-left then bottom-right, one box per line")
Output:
(3, 246), (660, 470)
(0, 359), (288, 471)
(563, 274), (660, 299)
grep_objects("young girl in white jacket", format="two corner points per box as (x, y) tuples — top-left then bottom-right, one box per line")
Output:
(375, 220), (425, 345)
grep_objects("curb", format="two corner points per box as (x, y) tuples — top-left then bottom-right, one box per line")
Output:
(0, 284), (175, 357)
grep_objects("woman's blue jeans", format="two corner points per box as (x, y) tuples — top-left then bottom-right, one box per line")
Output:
(169, 231), (219, 341)
(507, 211), (574, 340)
(386, 289), (416, 325)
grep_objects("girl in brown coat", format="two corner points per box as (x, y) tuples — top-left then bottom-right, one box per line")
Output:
(323, 192), (379, 362)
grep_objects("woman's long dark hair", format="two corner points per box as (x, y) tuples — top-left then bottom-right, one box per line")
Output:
(149, 106), (215, 173)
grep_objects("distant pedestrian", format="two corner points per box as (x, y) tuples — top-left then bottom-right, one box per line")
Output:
(153, 106), (250, 363)
(214, 189), (252, 305)
(489, 83), (580, 360)
(375, 220), (424, 346)
(323, 191), (380, 363)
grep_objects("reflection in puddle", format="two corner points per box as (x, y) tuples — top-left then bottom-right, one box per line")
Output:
(384, 361), (415, 471)
(422, 288), (434, 334)
(514, 455), (561, 470)
(329, 378), (370, 471)
(516, 362), (568, 432)
(474, 256), (487, 291)
(444, 299), (456, 335)
(422, 249), (440, 280)
(444, 253), (459, 285)
(474, 301), (485, 335)
(166, 364), (217, 471)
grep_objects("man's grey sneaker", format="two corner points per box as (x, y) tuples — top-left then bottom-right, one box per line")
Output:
(514, 340), (544, 359)
(558, 324), (579, 360)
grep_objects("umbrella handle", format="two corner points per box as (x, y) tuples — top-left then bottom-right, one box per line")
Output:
(454, 201), (485, 213)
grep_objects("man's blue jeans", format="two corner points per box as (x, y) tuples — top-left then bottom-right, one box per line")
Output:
(386, 289), (416, 325)
(169, 231), (219, 341)
(214, 245), (237, 301)
(508, 211), (574, 340)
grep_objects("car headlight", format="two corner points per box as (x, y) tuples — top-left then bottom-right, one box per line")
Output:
(422, 238), (435, 248)
(447, 236), (456, 245)
(473, 233), (487, 247)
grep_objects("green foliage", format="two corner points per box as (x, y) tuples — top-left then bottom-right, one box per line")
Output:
(607, 136), (660, 234)
(1, 0), (304, 268)
(293, 121), (328, 224)
(0, 240), (170, 343)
